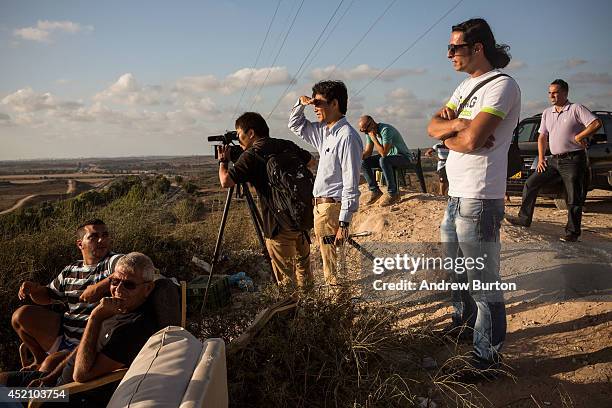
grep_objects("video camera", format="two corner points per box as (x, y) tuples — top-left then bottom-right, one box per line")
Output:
(207, 131), (243, 163)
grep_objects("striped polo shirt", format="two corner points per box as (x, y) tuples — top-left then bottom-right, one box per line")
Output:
(47, 252), (123, 345)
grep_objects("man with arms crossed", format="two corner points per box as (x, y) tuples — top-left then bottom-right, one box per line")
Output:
(505, 79), (601, 241)
(289, 80), (363, 286)
(427, 18), (520, 379)
(12, 219), (121, 372)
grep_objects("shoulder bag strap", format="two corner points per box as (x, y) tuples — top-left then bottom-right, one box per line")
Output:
(456, 73), (510, 116)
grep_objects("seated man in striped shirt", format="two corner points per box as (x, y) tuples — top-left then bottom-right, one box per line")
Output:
(11, 219), (122, 372)
(2, 252), (158, 403)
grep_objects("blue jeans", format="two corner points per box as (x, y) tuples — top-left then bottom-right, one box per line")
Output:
(361, 154), (412, 195)
(440, 197), (506, 365)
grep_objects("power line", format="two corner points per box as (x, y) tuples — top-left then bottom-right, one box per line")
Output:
(248, 0), (306, 110)
(232, 0), (283, 118)
(243, 0), (299, 109)
(267, 0), (346, 119)
(354, 0), (465, 97)
(327, 0), (398, 80)
(300, 0), (358, 82)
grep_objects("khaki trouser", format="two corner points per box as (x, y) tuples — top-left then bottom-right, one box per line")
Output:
(265, 229), (312, 287)
(313, 202), (341, 285)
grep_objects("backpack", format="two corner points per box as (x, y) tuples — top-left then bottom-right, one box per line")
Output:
(245, 148), (314, 231)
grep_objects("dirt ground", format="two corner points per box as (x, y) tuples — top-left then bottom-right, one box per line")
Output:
(348, 186), (612, 407)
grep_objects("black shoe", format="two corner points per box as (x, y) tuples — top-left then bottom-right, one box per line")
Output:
(560, 234), (579, 242)
(433, 324), (473, 343)
(504, 215), (530, 227)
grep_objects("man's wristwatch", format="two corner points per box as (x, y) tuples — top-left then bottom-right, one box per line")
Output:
(218, 160), (229, 166)
(339, 221), (349, 228)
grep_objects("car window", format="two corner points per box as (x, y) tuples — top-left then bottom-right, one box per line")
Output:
(514, 121), (538, 142)
(591, 115), (610, 144)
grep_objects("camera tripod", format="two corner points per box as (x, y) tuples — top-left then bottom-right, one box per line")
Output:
(201, 182), (273, 312)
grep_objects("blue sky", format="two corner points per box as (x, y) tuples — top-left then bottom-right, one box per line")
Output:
(1, 0), (611, 159)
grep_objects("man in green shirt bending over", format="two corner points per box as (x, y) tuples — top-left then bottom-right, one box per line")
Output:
(359, 115), (412, 206)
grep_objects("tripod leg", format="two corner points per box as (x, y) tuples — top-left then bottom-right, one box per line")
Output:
(202, 186), (234, 313)
(242, 185), (275, 282)
(416, 149), (427, 193)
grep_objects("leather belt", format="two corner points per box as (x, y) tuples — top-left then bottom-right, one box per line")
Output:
(313, 197), (340, 205)
(552, 150), (585, 159)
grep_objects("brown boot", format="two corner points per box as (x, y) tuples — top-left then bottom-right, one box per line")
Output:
(379, 193), (400, 207)
(364, 190), (383, 205)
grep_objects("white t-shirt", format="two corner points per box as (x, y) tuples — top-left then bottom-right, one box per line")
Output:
(432, 143), (449, 171)
(444, 69), (521, 199)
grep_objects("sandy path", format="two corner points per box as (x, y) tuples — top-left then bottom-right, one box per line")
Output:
(345, 186), (612, 407)
(0, 194), (38, 214)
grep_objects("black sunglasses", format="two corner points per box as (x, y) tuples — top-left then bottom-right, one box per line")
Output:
(312, 98), (329, 107)
(110, 278), (148, 290)
(447, 43), (471, 54)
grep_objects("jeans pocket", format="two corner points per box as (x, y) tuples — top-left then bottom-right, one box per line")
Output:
(458, 198), (483, 221)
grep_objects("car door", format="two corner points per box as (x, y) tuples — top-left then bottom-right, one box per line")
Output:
(514, 119), (540, 175)
(587, 114), (612, 189)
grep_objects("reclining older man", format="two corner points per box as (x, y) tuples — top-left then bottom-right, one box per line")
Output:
(12, 219), (122, 372)
(1, 252), (158, 393)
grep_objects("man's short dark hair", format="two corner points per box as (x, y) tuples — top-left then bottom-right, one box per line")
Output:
(551, 79), (569, 93)
(452, 18), (511, 69)
(312, 80), (348, 115)
(235, 112), (270, 138)
(76, 219), (105, 239)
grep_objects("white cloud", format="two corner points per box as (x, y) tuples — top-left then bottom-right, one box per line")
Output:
(373, 88), (438, 120)
(2, 88), (55, 112)
(506, 60), (527, 70)
(1, 87), (83, 112)
(564, 58), (587, 69)
(13, 20), (93, 43)
(174, 66), (292, 95)
(309, 64), (426, 82)
(348, 95), (365, 112)
(173, 75), (218, 94)
(583, 90), (612, 111)
(569, 72), (612, 85)
(183, 97), (220, 114)
(94, 73), (162, 105)
(523, 100), (549, 117)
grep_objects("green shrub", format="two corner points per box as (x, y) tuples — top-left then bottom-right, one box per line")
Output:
(171, 198), (206, 224)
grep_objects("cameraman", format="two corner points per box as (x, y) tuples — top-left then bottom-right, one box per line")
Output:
(218, 112), (313, 288)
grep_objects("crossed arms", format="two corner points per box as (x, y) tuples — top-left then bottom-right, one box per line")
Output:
(427, 106), (500, 153)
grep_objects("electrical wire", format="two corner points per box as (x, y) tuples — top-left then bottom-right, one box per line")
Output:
(327, 0), (398, 80)
(354, 0), (465, 97)
(267, 0), (346, 119)
(248, 0), (306, 110)
(232, 0), (283, 118)
(300, 0), (358, 82)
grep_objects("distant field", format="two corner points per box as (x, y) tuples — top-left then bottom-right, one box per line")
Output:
(0, 173), (122, 181)
(0, 180), (70, 211)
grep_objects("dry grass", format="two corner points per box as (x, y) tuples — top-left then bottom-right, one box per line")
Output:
(221, 284), (503, 408)
(0, 175), (502, 407)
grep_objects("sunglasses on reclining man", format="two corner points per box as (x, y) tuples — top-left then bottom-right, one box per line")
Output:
(110, 278), (149, 290)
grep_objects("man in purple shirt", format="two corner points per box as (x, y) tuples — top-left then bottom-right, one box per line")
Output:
(506, 79), (602, 241)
